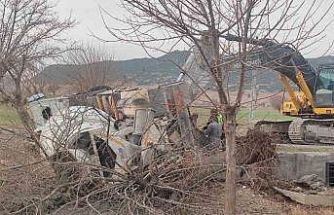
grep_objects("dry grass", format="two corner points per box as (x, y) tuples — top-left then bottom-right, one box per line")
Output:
(289, 206), (334, 215)
(1, 126), (334, 214)
(0, 129), (55, 214)
(0, 104), (21, 126)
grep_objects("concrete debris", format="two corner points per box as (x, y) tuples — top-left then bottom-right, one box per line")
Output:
(274, 174), (331, 206)
(310, 181), (325, 191)
(297, 174), (320, 184)
(295, 174), (327, 192)
(274, 187), (334, 206)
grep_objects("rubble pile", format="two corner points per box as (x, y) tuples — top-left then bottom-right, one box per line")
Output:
(274, 174), (332, 206)
(294, 174), (327, 193)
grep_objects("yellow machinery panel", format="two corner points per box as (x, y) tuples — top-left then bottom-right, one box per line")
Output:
(281, 90), (334, 117)
(281, 100), (298, 116)
(313, 107), (334, 115)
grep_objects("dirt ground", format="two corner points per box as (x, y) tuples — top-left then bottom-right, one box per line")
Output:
(0, 128), (56, 214)
(1, 127), (334, 215)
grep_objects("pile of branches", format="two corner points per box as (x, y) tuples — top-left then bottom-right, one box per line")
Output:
(236, 129), (279, 190)
(3, 129), (280, 214)
(9, 146), (225, 215)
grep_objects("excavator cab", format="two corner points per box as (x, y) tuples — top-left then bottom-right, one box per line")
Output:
(315, 65), (334, 107)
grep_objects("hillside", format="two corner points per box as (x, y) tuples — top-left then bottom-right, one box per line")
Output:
(308, 56), (334, 66)
(41, 52), (334, 92)
(41, 50), (190, 86)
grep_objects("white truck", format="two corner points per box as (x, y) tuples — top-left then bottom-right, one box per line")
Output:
(27, 83), (192, 179)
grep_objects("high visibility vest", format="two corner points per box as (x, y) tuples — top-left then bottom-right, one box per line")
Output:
(217, 113), (224, 124)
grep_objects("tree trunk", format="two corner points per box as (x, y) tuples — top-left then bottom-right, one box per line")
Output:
(224, 108), (237, 215)
(13, 80), (48, 157)
(16, 103), (49, 157)
(14, 80), (35, 136)
(16, 104), (35, 135)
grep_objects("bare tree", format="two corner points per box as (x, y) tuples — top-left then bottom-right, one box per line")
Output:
(22, 65), (47, 96)
(65, 43), (120, 94)
(101, 0), (334, 213)
(0, 0), (74, 141)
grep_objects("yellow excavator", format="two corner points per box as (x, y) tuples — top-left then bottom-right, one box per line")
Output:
(223, 34), (334, 144)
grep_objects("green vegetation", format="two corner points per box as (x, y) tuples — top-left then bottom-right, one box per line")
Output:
(192, 107), (294, 128)
(237, 107), (294, 123)
(276, 144), (334, 153)
(0, 104), (21, 126)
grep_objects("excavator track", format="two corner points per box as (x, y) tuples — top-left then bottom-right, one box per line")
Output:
(256, 118), (334, 145)
(292, 118), (334, 144)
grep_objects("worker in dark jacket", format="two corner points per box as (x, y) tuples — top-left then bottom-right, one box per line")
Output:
(204, 116), (223, 149)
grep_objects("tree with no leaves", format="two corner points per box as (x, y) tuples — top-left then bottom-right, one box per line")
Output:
(102, 0), (333, 214)
(22, 65), (47, 96)
(0, 0), (74, 141)
(65, 43), (120, 94)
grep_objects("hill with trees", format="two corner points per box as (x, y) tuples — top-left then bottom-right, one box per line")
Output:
(41, 51), (334, 92)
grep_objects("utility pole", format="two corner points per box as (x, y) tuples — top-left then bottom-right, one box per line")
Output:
(249, 70), (258, 121)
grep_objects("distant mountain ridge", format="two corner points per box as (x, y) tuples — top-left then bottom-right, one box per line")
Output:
(308, 56), (334, 67)
(40, 51), (334, 92)
(41, 50), (190, 85)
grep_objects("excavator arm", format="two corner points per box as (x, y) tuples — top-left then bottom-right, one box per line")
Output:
(222, 34), (317, 113)
(222, 34), (318, 93)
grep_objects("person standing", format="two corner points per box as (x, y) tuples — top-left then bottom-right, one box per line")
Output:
(204, 116), (223, 149)
(216, 112), (225, 140)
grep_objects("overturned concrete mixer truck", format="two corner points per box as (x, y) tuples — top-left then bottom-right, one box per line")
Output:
(27, 83), (194, 179)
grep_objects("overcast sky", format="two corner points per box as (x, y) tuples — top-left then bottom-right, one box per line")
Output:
(54, 0), (150, 60)
(54, 0), (334, 60)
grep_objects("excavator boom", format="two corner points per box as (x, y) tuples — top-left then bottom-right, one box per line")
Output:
(223, 34), (334, 145)
(223, 34), (318, 96)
